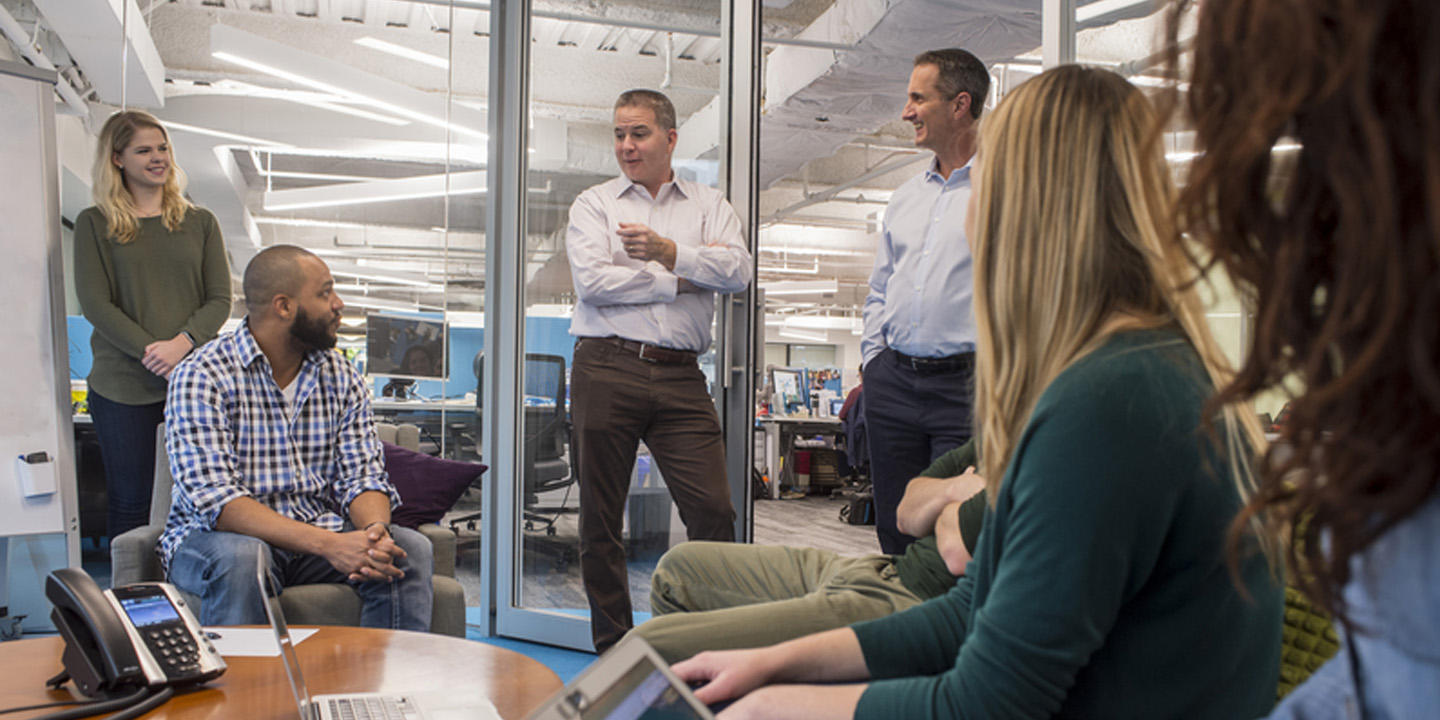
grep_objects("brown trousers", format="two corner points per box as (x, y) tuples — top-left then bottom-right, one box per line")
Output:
(570, 337), (735, 651)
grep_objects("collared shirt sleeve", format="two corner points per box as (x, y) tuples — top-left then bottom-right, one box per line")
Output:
(164, 358), (252, 528)
(566, 190), (680, 307)
(670, 191), (752, 294)
(860, 219), (895, 367)
(330, 363), (399, 514)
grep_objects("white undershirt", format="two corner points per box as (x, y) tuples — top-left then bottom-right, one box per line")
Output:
(280, 377), (299, 419)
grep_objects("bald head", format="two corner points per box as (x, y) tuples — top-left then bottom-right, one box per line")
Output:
(243, 245), (320, 316)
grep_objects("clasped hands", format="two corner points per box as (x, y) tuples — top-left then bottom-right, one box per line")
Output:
(327, 523), (407, 584)
(141, 333), (193, 378)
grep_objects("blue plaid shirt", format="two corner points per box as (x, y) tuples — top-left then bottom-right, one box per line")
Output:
(158, 320), (398, 572)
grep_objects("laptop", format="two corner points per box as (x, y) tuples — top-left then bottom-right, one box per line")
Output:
(525, 635), (715, 720)
(256, 546), (425, 720)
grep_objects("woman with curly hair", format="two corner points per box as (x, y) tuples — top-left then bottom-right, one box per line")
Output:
(1168, 0), (1440, 716)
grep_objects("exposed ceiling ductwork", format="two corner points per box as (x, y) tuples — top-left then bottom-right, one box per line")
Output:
(758, 0), (1154, 188)
(32, 0), (165, 108)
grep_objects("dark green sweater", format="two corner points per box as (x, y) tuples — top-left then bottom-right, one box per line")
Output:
(74, 206), (232, 405)
(895, 440), (988, 600)
(853, 329), (1282, 719)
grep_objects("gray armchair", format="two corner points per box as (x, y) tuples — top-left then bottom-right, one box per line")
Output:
(111, 427), (466, 637)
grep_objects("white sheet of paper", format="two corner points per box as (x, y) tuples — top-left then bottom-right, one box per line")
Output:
(202, 626), (318, 657)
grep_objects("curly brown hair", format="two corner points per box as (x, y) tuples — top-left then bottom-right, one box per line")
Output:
(1165, 0), (1440, 620)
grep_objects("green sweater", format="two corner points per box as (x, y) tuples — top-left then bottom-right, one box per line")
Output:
(74, 206), (232, 405)
(853, 329), (1282, 720)
(895, 440), (988, 600)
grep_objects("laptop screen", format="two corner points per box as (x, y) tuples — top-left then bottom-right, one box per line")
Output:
(580, 653), (708, 720)
(257, 545), (314, 719)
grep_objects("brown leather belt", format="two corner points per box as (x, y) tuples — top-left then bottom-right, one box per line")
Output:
(591, 336), (698, 365)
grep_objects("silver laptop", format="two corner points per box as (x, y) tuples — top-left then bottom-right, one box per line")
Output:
(256, 546), (425, 720)
(525, 635), (715, 720)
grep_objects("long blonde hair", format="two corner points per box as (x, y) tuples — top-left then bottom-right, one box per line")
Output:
(972, 66), (1268, 545)
(91, 110), (192, 244)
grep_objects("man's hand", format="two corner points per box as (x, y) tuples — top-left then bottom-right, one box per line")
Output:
(141, 334), (193, 377)
(322, 526), (407, 583)
(673, 648), (780, 707)
(677, 278), (700, 294)
(617, 223), (678, 270)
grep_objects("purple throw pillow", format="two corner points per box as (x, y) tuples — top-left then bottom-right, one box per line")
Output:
(381, 441), (486, 529)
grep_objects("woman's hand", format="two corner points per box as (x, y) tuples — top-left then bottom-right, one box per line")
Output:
(673, 648), (781, 707)
(715, 685), (866, 720)
(142, 334), (194, 377)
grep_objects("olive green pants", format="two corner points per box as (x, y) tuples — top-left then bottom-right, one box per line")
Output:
(627, 541), (925, 664)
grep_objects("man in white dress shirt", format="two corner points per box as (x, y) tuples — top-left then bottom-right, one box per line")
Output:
(565, 89), (753, 652)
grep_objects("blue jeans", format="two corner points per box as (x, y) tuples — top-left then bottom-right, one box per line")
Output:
(87, 388), (166, 540)
(168, 525), (434, 631)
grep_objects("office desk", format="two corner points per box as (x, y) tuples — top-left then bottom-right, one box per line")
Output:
(0, 627), (562, 719)
(756, 416), (844, 498)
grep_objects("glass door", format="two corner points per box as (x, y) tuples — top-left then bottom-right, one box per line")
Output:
(489, 0), (758, 650)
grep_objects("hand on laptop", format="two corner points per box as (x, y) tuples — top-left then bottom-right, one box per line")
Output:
(324, 527), (408, 583)
(671, 648), (776, 707)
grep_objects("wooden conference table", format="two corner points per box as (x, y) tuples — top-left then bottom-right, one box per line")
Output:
(0, 626), (562, 719)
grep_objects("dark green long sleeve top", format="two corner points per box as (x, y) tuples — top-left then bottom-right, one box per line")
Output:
(853, 329), (1282, 719)
(74, 206), (233, 405)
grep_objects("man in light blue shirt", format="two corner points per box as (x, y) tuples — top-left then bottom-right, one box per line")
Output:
(861, 48), (988, 554)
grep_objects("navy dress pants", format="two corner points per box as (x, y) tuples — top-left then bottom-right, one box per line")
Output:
(862, 348), (973, 554)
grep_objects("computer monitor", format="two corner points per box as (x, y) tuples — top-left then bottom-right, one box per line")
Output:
(770, 367), (806, 414)
(365, 312), (447, 381)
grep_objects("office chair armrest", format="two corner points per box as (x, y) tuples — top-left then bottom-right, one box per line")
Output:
(111, 525), (166, 586)
(419, 523), (457, 578)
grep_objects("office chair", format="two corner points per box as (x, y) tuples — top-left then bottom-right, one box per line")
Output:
(450, 352), (576, 549)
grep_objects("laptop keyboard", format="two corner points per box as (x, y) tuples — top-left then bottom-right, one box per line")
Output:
(325, 697), (419, 720)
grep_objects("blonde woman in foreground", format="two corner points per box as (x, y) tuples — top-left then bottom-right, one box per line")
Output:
(672, 66), (1283, 720)
(74, 110), (231, 540)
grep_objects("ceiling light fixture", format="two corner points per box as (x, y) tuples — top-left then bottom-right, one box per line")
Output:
(213, 80), (410, 126)
(164, 120), (292, 148)
(329, 268), (437, 288)
(759, 279), (840, 296)
(210, 31), (486, 141)
(354, 37), (449, 69)
(261, 170), (487, 211)
(343, 296), (420, 313)
(778, 327), (828, 343)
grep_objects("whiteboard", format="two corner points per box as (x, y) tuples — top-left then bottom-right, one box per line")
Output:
(0, 63), (77, 542)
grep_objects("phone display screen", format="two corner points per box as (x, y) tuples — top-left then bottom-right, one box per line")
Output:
(119, 594), (182, 627)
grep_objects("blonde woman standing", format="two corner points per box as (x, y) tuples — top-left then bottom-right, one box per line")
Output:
(670, 66), (1282, 720)
(75, 110), (231, 540)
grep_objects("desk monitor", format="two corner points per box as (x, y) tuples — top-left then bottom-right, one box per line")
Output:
(367, 312), (447, 381)
(770, 367), (806, 414)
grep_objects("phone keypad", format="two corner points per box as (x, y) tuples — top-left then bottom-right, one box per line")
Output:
(144, 625), (203, 676)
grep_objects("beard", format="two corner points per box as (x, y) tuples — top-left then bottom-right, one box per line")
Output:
(290, 305), (338, 352)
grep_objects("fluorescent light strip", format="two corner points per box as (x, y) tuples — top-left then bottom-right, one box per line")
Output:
(330, 269), (436, 288)
(164, 120), (292, 148)
(354, 37), (449, 69)
(344, 297), (420, 313)
(778, 327), (828, 343)
(264, 185), (485, 211)
(215, 80), (410, 126)
(760, 280), (840, 296)
(1076, 0), (1153, 23)
(259, 170), (392, 183)
(212, 50), (486, 141)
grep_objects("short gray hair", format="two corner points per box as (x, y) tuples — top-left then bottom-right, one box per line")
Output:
(614, 89), (677, 131)
(914, 48), (990, 119)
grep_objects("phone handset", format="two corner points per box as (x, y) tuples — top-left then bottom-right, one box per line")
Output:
(45, 568), (225, 698)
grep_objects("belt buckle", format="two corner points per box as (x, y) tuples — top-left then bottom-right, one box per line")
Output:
(637, 343), (660, 363)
